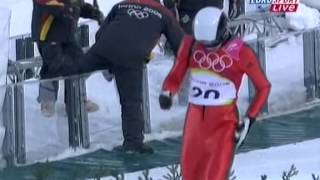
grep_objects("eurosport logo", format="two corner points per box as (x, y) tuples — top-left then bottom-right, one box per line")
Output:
(249, 0), (299, 12)
(193, 50), (233, 72)
(127, 9), (149, 19)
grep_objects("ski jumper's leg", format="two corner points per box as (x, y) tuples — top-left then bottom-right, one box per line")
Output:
(205, 105), (238, 180)
(181, 104), (207, 180)
(182, 104), (238, 180)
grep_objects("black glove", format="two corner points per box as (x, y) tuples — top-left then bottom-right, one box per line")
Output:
(102, 69), (114, 82)
(159, 91), (172, 110)
(80, 3), (104, 25)
(92, 9), (104, 25)
(235, 117), (255, 149)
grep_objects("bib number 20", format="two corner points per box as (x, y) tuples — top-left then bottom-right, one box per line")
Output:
(192, 86), (220, 99)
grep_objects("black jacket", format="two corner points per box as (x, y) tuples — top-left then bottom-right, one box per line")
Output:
(31, 0), (100, 42)
(91, 0), (184, 68)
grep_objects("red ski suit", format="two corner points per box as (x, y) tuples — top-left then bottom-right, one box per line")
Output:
(162, 36), (271, 180)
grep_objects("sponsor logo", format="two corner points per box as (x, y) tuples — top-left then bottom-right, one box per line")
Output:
(119, 4), (162, 19)
(127, 9), (149, 19)
(249, 0), (299, 12)
(193, 50), (234, 72)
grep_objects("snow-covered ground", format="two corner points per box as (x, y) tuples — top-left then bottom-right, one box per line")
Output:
(96, 138), (320, 180)
(0, 0), (320, 180)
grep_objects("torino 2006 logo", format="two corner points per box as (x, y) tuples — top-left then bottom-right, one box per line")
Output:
(127, 9), (149, 19)
(193, 50), (234, 72)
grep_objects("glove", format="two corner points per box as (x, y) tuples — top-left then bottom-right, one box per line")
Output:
(159, 91), (173, 110)
(81, 3), (104, 25)
(235, 117), (255, 149)
(92, 9), (104, 25)
(102, 69), (114, 82)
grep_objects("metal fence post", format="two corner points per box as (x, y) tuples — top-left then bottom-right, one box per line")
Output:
(76, 25), (89, 48)
(79, 78), (90, 148)
(142, 65), (151, 134)
(303, 29), (316, 100)
(65, 78), (80, 149)
(65, 77), (90, 149)
(2, 86), (15, 167)
(14, 38), (28, 164)
(313, 28), (320, 98)
(14, 83), (26, 164)
(15, 37), (34, 79)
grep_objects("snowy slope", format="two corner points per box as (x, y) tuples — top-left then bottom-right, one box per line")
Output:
(96, 138), (320, 180)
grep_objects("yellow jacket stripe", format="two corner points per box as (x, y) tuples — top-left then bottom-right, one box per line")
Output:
(46, 0), (64, 6)
(40, 0), (64, 41)
(40, 15), (54, 41)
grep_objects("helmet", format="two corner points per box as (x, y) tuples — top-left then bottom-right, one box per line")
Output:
(193, 7), (229, 46)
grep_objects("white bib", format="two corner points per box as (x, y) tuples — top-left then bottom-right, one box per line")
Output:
(189, 70), (236, 106)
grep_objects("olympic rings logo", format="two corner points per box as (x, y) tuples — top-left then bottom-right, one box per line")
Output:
(193, 50), (233, 72)
(127, 9), (149, 19)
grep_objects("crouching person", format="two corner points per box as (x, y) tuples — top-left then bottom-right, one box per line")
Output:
(66, 0), (184, 154)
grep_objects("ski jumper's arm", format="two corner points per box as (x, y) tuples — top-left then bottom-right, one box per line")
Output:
(162, 35), (194, 95)
(162, 6), (185, 56)
(239, 43), (271, 119)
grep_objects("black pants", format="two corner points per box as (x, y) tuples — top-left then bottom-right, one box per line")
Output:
(37, 41), (84, 103)
(75, 50), (145, 146)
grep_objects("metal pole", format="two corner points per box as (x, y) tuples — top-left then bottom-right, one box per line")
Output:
(142, 65), (151, 134)
(313, 28), (320, 98)
(79, 77), (90, 148)
(65, 78), (80, 149)
(65, 76), (90, 149)
(2, 86), (15, 167)
(303, 29), (316, 101)
(14, 83), (26, 164)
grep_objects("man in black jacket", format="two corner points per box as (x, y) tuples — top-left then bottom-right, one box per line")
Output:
(31, 0), (104, 117)
(68, 0), (184, 154)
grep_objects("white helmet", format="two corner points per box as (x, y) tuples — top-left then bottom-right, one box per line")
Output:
(193, 7), (229, 45)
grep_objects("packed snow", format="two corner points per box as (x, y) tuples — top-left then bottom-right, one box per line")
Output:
(94, 138), (320, 180)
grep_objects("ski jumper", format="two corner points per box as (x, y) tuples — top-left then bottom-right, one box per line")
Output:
(162, 35), (271, 180)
